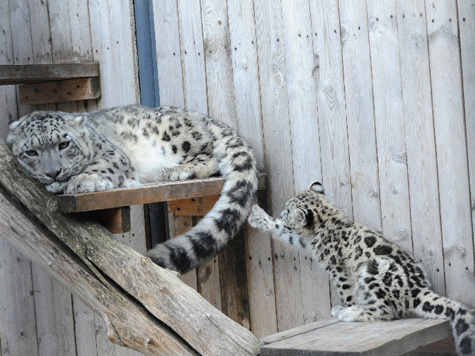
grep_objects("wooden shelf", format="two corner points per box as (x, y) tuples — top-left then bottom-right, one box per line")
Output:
(0, 63), (100, 85)
(0, 63), (101, 104)
(57, 174), (266, 234)
(58, 174), (266, 213)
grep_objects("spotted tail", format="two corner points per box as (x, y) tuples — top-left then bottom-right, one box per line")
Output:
(414, 290), (474, 355)
(147, 119), (258, 274)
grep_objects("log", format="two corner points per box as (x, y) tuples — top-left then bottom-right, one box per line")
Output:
(0, 140), (261, 356)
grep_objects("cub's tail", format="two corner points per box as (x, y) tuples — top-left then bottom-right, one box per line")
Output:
(147, 118), (258, 274)
(414, 290), (474, 355)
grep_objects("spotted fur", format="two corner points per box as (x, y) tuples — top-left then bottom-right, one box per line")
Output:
(7, 105), (258, 274)
(248, 182), (474, 355)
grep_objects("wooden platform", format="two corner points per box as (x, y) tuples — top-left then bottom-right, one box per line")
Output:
(260, 318), (454, 356)
(57, 174), (266, 233)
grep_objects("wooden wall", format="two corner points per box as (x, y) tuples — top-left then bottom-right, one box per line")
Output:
(0, 1), (144, 355)
(0, 0), (474, 355)
(152, 0), (475, 338)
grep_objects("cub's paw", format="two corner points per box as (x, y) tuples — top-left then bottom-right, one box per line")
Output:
(331, 305), (346, 318)
(332, 306), (369, 322)
(248, 205), (273, 231)
(65, 173), (114, 193)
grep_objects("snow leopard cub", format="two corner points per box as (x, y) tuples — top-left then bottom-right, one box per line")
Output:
(7, 105), (258, 274)
(248, 182), (474, 355)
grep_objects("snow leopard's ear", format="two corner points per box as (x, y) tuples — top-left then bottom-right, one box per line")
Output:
(67, 114), (87, 127)
(310, 181), (324, 194)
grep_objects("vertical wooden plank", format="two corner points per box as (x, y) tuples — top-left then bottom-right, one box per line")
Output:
(366, 1), (412, 254)
(31, 270), (76, 356)
(73, 299), (99, 356)
(152, 0), (185, 107)
(339, 0), (382, 229)
(310, 0), (352, 218)
(226, 0), (277, 336)
(227, 0), (264, 166)
(89, 0), (140, 107)
(27, 0), (52, 64)
(9, 0), (33, 116)
(201, 0), (237, 128)
(426, 0), (474, 306)
(176, 0), (207, 113)
(0, 240), (39, 356)
(0, 0), (17, 137)
(458, 1), (475, 304)
(253, 0), (291, 335)
(396, 1), (445, 295)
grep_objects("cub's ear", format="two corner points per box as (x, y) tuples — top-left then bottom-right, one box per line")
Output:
(310, 181), (324, 194)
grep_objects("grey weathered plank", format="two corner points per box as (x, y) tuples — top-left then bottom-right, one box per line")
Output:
(261, 318), (452, 356)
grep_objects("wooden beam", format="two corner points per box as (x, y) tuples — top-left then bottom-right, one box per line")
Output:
(19, 77), (101, 104)
(0, 63), (100, 85)
(0, 140), (261, 356)
(57, 174), (267, 213)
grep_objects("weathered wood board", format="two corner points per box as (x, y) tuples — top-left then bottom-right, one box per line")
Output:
(0, 63), (100, 85)
(261, 318), (453, 356)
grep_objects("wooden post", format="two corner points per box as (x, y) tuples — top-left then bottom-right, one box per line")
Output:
(0, 140), (260, 356)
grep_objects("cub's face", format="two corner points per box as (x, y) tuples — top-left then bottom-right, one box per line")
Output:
(280, 182), (347, 233)
(7, 111), (91, 188)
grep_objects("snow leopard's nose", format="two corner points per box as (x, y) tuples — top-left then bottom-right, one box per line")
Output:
(45, 169), (61, 179)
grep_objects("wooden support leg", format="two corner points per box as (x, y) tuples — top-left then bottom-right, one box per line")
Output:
(74, 207), (131, 234)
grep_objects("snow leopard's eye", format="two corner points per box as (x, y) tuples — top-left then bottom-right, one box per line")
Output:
(58, 141), (70, 150)
(25, 149), (39, 157)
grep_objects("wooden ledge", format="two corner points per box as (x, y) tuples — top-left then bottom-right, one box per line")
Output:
(57, 174), (267, 213)
(261, 318), (454, 356)
(57, 174), (266, 233)
(0, 63), (100, 85)
(0, 63), (101, 104)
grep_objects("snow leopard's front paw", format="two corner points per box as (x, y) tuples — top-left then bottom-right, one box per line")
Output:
(167, 167), (195, 181)
(46, 181), (68, 194)
(331, 305), (346, 318)
(248, 205), (274, 232)
(65, 173), (114, 193)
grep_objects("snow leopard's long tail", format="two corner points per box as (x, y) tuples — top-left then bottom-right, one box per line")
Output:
(414, 290), (474, 355)
(147, 118), (258, 274)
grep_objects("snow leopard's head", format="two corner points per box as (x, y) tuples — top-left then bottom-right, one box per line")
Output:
(280, 182), (348, 234)
(7, 111), (91, 192)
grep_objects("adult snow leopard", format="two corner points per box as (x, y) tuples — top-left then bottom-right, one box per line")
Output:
(7, 104), (258, 274)
(248, 182), (474, 355)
